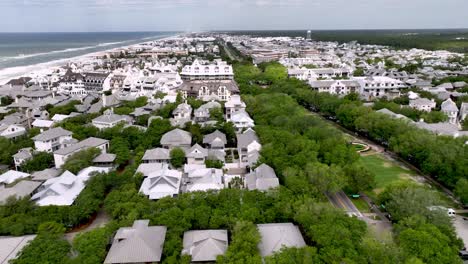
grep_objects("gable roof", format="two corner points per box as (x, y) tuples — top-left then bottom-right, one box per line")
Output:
(203, 130), (227, 146)
(237, 129), (259, 148)
(160, 129), (192, 146)
(0, 235), (37, 264)
(31, 171), (84, 206)
(186, 144), (208, 159)
(246, 164), (279, 191)
(31, 168), (61, 182)
(54, 137), (108, 156)
(32, 127), (72, 141)
(0, 170), (30, 185)
(139, 168), (182, 199)
(182, 230), (228, 262)
(441, 98), (459, 112)
(0, 180), (41, 204)
(257, 223), (306, 257)
(104, 220), (166, 264)
(142, 148), (170, 161)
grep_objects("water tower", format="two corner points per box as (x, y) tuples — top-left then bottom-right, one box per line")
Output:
(306, 30), (312, 41)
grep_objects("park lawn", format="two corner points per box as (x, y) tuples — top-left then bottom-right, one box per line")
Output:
(360, 154), (416, 193)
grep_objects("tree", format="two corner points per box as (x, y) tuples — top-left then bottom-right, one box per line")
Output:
(455, 178), (468, 205)
(265, 246), (320, 264)
(217, 221), (262, 263)
(378, 183), (449, 223)
(11, 222), (70, 264)
(205, 159), (223, 169)
(62, 147), (101, 174)
(306, 162), (346, 194)
(343, 163), (376, 193)
(170, 148), (185, 168)
(110, 137), (131, 165)
(21, 152), (54, 172)
(396, 216), (462, 264)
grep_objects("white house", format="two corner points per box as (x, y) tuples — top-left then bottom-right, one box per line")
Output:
(171, 102), (192, 127)
(441, 98), (459, 125)
(308, 80), (360, 96)
(183, 164), (224, 192)
(181, 59), (233, 80)
(354, 76), (406, 99)
(409, 98), (436, 112)
(92, 110), (133, 130)
(225, 95), (246, 119)
(160, 129), (192, 150)
(53, 137), (109, 168)
(142, 148), (171, 164)
(31, 170), (84, 206)
(32, 127), (73, 152)
(0, 124), (26, 139)
(139, 166), (182, 199)
(237, 129), (261, 165)
(245, 164), (279, 191)
(194, 101), (221, 123)
(185, 144), (208, 165)
(12, 148), (34, 170)
(229, 110), (255, 132)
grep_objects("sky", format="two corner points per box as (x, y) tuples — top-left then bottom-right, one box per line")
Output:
(1, 0), (468, 32)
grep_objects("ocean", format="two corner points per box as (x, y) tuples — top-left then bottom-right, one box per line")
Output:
(0, 32), (176, 84)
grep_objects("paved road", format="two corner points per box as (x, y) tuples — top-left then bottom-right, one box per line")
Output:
(327, 191), (363, 218)
(219, 40), (242, 61)
(65, 209), (110, 243)
(454, 215), (468, 249)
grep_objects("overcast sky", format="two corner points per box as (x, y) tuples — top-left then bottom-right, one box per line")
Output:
(1, 0), (467, 32)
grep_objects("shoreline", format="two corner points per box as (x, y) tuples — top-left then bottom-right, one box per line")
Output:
(0, 33), (178, 85)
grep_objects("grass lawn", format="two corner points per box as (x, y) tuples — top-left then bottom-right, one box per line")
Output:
(360, 154), (416, 194)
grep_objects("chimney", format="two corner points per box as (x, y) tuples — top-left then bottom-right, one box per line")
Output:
(15, 96), (19, 104)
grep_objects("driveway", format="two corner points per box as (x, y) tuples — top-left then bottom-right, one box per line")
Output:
(454, 215), (468, 249)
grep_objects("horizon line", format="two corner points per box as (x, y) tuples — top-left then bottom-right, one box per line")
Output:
(1, 28), (468, 34)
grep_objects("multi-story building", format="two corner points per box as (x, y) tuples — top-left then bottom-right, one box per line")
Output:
(181, 59), (233, 80)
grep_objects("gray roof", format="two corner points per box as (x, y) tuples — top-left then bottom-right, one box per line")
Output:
(12, 148), (33, 160)
(185, 144), (208, 159)
(104, 220), (166, 264)
(142, 148), (170, 161)
(246, 164), (279, 191)
(31, 168), (61, 182)
(0, 235), (37, 264)
(182, 230), (228, 262)
(178, 80), (239, 94)
(92, 113), (132, 124)
(160, 129), (192, 147)
(409, 98), (435, 106)
(414, 121), (468, 137)
(93, 153), (116, 163)
(0, 180), (41, 204)
(376, 108), (413, 122)
(257, 223), (306, 257)
(441, 98), (459, 112)
(236, 129), (259, 149)
(54, 137), (108, 155)
(203, 130), (227, 146)
(32, 127), (72, 141)
(309, 80), (359, 88)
